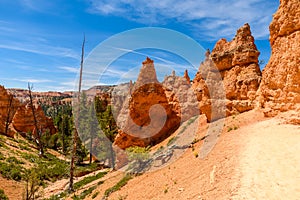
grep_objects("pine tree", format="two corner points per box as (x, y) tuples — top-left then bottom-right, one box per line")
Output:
(98, 105), (118, 169)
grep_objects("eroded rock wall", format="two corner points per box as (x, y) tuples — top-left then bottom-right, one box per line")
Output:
(192, 24), (262, 121)
(259, 0), (300, 116)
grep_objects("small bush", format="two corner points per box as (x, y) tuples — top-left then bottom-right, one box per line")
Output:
(47, 192), (67, 200)
(0, 152), (5, 160)
(0, 161), (23, 181)
(74, 162), (100, 177)
(179, 116), (198, 134)
(23, 170), (42, 200)
(104, 174), (132, 197)
(0, 189), (9, 200)
(74, 171), (107, 190)
(167, 137), (177, 146)
(92, 191), (99, 199)
(126, 146), (151, 174)
(19, 144), (31, 151)
(191, 138), (200, 145)
(164, 188), (168, 194)
(73, 186), (96, 200)
(6, 157), (24, 165)
(20, 152), (69, 183)
(20, 153), (38, 163)
(193, 151), (199, 158)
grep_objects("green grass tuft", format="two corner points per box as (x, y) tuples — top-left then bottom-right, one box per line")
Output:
(74, 171), (107, 190)
(104, 174), (132, 197)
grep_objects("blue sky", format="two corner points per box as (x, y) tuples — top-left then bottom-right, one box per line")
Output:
(0, 0), (279, 91)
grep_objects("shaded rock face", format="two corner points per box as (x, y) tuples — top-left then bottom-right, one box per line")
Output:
(0, 86), (20, 137)
(12, 104), (57, 136)
(114, 58), (181, 150)
(162, 71), (199, 122)
(259, 0), (300, 116)
(192, 24), (262, 121)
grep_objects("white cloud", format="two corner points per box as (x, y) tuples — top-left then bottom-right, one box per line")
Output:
(88, 0), (278, 39)
(59, 66), (79, 73)
(19, 0), (56, 14)
(5, 78), (53, 84)
(0, 42), (79, 59)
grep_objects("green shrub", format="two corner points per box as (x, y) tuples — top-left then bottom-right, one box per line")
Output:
(19, 144), (31, 151)
(20, 152), (69, 183)
(20, 153), (38, 163)
(0, 161), (23, 181)
(6, 157), (24, 165)
(0, 189), (9, 200)
(74, 171), (107, 190)
(35, 159), (69, 182)
(47, 192), (67, 200)
(23, 170), (42, 199)
(92, 191), (99, 199)
(78, 186), (96, 199)
(167, 137), (177, 146)
(104, 174), (132, 197)
(179, 116), (198, 134)
(0, 152), (5, 160)
(126, 146), (151, 174)
(74, 162), (100, 177)
(193, 151), (199, 158)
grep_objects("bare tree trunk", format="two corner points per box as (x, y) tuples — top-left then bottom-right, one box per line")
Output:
(109, 143), (115, 169)
(89, 133), (93, 164)
(61, 114), (65, 154)
(69, 35), (85, 192)
(5, 94), (14, 136)
(28, 83), (44, 157)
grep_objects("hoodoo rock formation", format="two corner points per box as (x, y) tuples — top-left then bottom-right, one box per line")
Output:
(259, 0), (300, 116)
(183, 69), (191, 84)
(162, 70), (199, 122)
(12, 104), (56, 136)
(114, 58), (181, 149)
(0, 86), (20, 137)
(0, 85), (56, 138)
(192, 24), (262, 121)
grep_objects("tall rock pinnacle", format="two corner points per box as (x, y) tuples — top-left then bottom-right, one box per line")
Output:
(134, 57), (158, 90)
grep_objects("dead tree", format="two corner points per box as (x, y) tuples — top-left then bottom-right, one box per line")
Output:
(5, 93), (14, 135)
(28, 83), (44, 157)
(69, 35), (85, 192)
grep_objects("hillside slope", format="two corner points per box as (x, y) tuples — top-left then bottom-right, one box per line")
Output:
(81, 109), (300, 200)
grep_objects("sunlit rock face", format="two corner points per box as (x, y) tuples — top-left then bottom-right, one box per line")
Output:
(259, 0), (300, 116)
(12, 103), (56, 136)
(114, 57), (181, 150)
(0, 86), (20, 137)
(192, 24), (262, 121)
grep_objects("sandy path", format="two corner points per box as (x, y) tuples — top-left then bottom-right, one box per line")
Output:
(233, 118), (300, 200)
